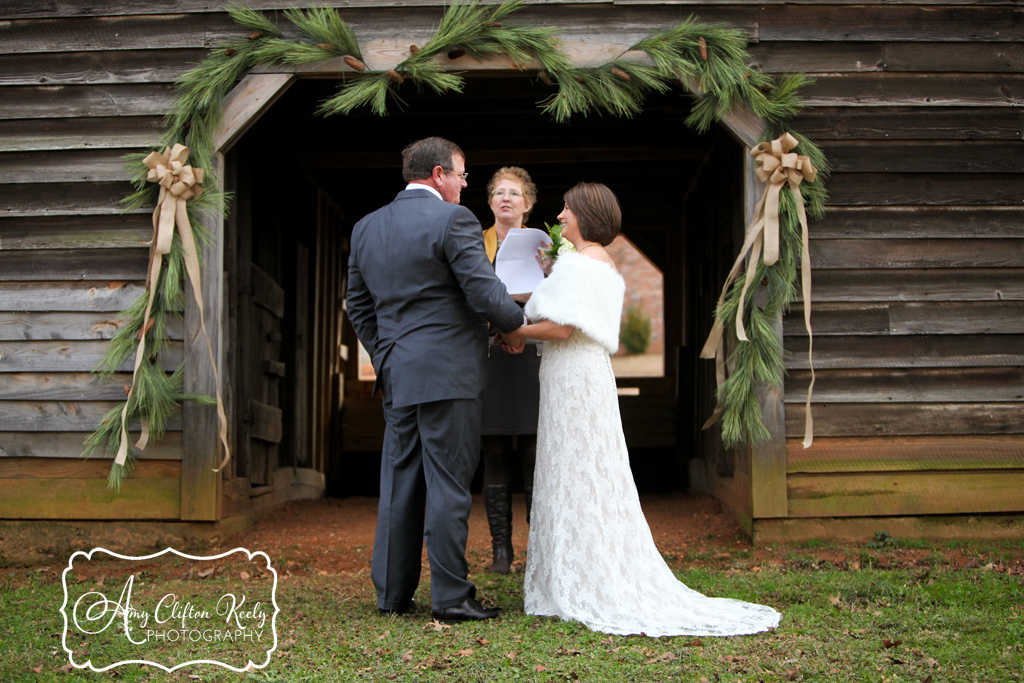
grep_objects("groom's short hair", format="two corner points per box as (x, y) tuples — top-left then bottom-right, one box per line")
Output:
(402, 137), (465, 182)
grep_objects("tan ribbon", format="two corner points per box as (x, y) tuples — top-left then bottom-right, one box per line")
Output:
(700, 132), (818, 449)
(115, 144), (231, 472)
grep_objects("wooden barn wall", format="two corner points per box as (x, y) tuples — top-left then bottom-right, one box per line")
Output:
(0, 1), (1021, 522)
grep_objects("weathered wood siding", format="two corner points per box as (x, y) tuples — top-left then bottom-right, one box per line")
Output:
(0, 1), (1021, 525)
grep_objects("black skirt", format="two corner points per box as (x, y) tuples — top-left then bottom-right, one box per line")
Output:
(481, 343), (542, 436)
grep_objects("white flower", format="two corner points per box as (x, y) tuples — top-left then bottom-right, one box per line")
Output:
(557, 242), (576, 256)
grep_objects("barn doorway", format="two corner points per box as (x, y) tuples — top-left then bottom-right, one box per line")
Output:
(223, 74), (745, 499)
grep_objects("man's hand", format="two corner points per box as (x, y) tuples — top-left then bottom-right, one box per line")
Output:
(497, 327), (527, 354)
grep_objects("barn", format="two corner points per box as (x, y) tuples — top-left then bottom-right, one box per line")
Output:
(1, 0), (1021, 563)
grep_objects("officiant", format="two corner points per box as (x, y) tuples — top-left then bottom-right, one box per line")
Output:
(481, 166), (541, 575)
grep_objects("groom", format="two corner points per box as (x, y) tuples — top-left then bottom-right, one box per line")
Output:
(346, 137), (526, 622)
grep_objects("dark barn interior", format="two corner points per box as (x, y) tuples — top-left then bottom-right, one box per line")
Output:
(226, 74), (744, 499)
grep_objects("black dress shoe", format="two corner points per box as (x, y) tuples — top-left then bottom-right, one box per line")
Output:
(432, 596), (502, 623)
(378, 599), (415, 616)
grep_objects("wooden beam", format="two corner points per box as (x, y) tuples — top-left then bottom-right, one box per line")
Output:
(181, 152), (225, 522)
(799, 74), (1024, 108)
(807, 269), (1024, 303)
(804, 206), (1024, 240)
(0, 116), (164, 153)
(787, 471), (1024, 518)
(786, 367), (1024, 404)
(787, 435), (1024, 474)
(0, 312), (183, 341)
(786, 334), (1024, 369)
(827, 173), (1023, 206)
(753, 513), (1024, 546)
(0, 248), (148, 281)
(0, 457), (179, 479)
(0, 372), (135, 400)
(213, 73), (296, 153)
(784, 301), (1024, 337)
(810, 238), (1024, 269)
(0, 340), (182, 372)
(746, 152), (787, 519)
(304, 146), (708, 169)
(0, 400), (181, 432)
(792, 107), (1024, 142)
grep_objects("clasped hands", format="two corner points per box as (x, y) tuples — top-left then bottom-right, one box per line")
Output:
(496, 326), (528, 354)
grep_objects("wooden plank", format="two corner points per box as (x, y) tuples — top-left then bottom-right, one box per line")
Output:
(784, 303), (891, 337)
(305, 146), (708, 169)
(0, 49), (206, 86)
(826, 173), (1023, 206)
(181, 152), (225, 521)
(787, 435), (1024, 474)
(0, 84), (175, 119)
(807, 207), (1024, 239)
(784, 301), (1024, 336)
(250, 400), (283, 444)
(0, 372), (134, 400)
(810, 239), (1024, 269)
(0, 149), (136, 184)
(786, 403), (1023, 438)
(251, 264), (286, 317)
(0, 14), (214, 53)
(791, 107), (1024, 141)
(786, 334), (1024, 369)
(760, 6), (1024, 42)
(785, 367), (1024, 403)
(0, 248), (147, 281)
(750, 41), (1024, 74)
(819, 141), (1024, 174)
(0, 340), (183, 372)
(754, 514), (1024, 547)
(0, 281), (145, 312)
(809, 269), (1024, 303)
(0, 313), (181, 341)
(786, 471), (1024, 518)
(0, 430), (181, 459)
(0, 116), (164, 152)
(0, 400), (182, 431)
(799, 74), (1024, 108)
(213, 73), (296, 153)
(0, 477), (180, 520)
(0, 215), (152, 250)
(0, 457), (179, 479)
(0, 182), (144, 217)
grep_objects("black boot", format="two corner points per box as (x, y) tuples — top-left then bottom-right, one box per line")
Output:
(524, 485), (534, 526)
(484, 485), (513, 574)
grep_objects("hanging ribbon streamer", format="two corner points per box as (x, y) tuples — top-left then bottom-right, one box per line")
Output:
(114, 144), (231, 472)
(700, 132), (818, 449)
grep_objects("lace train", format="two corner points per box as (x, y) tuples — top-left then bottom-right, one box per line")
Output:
(524, 331), (780, 637)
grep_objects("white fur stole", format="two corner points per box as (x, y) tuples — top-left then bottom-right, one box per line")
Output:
(525, 251), (625, 355)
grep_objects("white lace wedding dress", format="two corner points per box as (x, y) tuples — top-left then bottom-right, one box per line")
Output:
(523, 252), (781, 637)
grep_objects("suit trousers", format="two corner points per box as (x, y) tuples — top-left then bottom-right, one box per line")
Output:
(372, 368), (483, 611)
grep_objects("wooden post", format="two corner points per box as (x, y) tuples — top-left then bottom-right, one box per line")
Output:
(181, 152), (226, 521)
(746, 152), (788, 519)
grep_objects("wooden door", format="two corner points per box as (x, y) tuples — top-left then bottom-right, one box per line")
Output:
(243, 265), (286, 487)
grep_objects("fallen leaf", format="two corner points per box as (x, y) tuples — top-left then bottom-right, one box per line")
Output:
(684, 638), (703, 647)
(555, 648), (583, 656)
(783, 668), (800, 681)
(240, 571), (251, 580)
(536, 664), (548, 672)
(32, 665), (43, 673)
(424, 619), (452, 632)
(648, 652), (677, 663)
(95, 576), (105, 586)
(401, 651), (413, 662)
(376, 631), (390, 640)
(920, 657), (939, 668)
(829, 593), (842, 607)
(475, 637), (490, 645)
(456, 649), (473, 657)
(882, 639), (903, 649)
(197, 567), (215, 578)
(921, 676), (933, 683)
(600, 637), (615, 646)
(505, 650), (516, 661)
(750, 566), (762, 573)
(375, 647), (385, 655)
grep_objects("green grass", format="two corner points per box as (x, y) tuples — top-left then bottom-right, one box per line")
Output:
(2, 550), (1023, 682)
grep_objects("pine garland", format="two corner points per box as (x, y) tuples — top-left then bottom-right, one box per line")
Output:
(91, 0), (829, 487)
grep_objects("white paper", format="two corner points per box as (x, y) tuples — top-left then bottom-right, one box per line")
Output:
(494, 227), (552, 295)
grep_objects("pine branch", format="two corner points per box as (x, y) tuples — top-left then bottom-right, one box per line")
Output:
(317, 75), (396, 116)
(284, 6), (361, 58)
(226, 3), (283, 37)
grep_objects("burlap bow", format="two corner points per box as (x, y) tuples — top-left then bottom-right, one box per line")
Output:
(115, 144), (231, 472)
(700, 132), (817, 449)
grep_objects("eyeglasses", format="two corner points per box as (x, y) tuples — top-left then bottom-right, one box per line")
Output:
(491, 189), (523, 198)
(445, 169), (468, 180)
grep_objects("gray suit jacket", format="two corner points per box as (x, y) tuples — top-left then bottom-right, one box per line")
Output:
(346, 188), (524, 408)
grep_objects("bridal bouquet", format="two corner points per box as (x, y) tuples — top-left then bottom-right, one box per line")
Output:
(543, 222), (576, 261)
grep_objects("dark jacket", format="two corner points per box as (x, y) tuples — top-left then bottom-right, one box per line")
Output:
(346, 188), (524, 408)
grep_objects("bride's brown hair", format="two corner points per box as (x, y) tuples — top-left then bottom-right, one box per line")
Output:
(564, 182), (621, 246)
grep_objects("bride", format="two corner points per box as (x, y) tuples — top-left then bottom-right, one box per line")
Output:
(498, 182), (780, 637)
